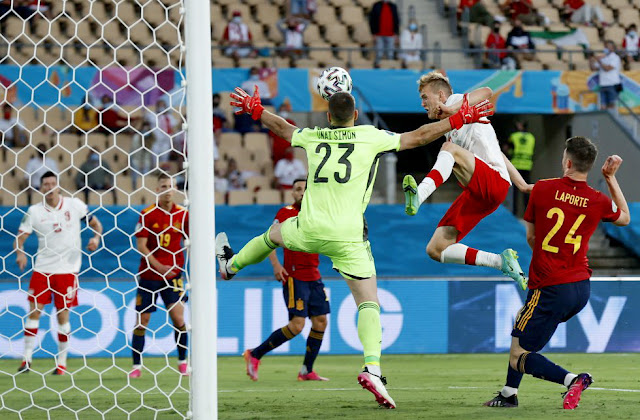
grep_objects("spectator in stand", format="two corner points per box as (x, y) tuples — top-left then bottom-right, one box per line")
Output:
(485, 21), (512, 69)
(144, 100), (178, 163)
(399, 20), (423, 66)
(226, 158), (247, 191)
(75, 150), (115, 204)
(289, 0), (316, 19)
(277, 17), (308, 60)
(0, 103), (27, 147)
(73, 103), (98, 133)
(269, 101), (295, 166)
(506, 19), (536, 66)
(23, 143), (58, 205)
(589, 40), (622, 110)
(212, 93), (228, 138)
(131, 120), (154, 190)
(274, 147), (307, 190)
(221, 11), (256, 61)
(622, 24), (640, 65)
(458, 0), (494, 27)
(561, 0), (605, 27)
(235, 67), (271, 134)
(369, 0), (400, 63)
(99, 95), (130, 134)
(501, 0), (544, 26)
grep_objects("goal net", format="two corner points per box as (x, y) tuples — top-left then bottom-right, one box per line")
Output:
(0, 0), (210, 418)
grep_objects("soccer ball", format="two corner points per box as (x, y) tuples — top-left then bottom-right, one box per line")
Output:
(316, 67), (353, 101)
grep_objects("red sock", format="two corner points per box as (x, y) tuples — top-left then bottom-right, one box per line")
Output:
(25, 328), (38, 337)
(464, 247), (479, 266)
(58, 333), (69, 342)
(426, 169), (444, 189)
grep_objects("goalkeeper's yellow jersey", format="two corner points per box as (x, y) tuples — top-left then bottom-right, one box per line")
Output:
(291, 125), (401, 242)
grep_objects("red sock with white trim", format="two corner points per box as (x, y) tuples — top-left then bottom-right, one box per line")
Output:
(417, 151), (455, 203)
(440, 243), (502, 269)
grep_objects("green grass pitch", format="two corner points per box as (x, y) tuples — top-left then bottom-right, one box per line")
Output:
(0, 354), (638, 419)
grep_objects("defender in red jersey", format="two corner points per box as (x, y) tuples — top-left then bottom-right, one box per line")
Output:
(243, 179), (330, 382)
(485, 137), (630, 409)
(129, 173), (190, 378)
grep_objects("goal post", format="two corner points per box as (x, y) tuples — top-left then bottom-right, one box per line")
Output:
(184, 0), (217, 418)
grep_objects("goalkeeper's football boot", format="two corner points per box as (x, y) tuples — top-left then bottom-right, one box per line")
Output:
(17, 361), (30, 374)
(484, 392), (518, 407)
(403, 175), (420, 216)
(357, 367), (396, 409)
(215, 232), (236, 280)
(243, 349), (260, 381)
(501, 249), (527, 290)
(563, 373), (593, 409)
(298, 371), (329, 381)
(52, 365), (66, 375)
(128, 367), (142, 378)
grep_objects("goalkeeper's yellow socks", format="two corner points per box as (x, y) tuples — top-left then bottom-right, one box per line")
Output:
(357, 301), (382, 374)
(229, 229), (277, 273)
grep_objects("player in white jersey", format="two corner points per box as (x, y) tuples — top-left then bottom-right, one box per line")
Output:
(403, 71), (532, 289)
(15, 171), (103, 375)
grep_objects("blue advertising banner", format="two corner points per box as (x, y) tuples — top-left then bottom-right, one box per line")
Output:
(0, 279), (637, 359)
(4, 65), (640, 114)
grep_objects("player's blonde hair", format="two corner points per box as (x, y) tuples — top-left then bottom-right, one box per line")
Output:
(417, 71), (453, 95)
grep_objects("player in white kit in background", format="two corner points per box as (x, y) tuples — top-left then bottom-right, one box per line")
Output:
(403, 71), (532, 289)
(15, 171), (103, 375)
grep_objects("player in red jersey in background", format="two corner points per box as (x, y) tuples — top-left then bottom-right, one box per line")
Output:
(243, 179), (330, 382)
(484, 136), (630, 409)
(129, 173), (190, 378)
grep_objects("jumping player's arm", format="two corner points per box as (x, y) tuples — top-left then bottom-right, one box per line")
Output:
(602, 155), (630, 226)
(437, 87), (493, 118)
(230, 86), (298, 142)
(86, 215), (103, 251)
(502, 152), (534, 193)
(137, 236), (175, 275)
(399, 94), (495, 151)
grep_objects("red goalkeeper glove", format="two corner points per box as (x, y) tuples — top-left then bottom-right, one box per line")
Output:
(230, 85), (264, 121)
(448, 94), (494, 130)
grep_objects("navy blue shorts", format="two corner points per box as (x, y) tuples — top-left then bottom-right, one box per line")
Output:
(600, 85), (619, 107)
(136, 277), (188, 313)
(282, 277), (330, 319)
(512, 280), (590, 352)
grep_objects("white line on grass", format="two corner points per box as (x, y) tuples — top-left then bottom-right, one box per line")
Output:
(213, 386), (640, 394)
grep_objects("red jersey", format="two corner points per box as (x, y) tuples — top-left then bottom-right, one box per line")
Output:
(135, 203), (189, 281)
(524, 177), (620, 289)
(274, 204), (320, 282)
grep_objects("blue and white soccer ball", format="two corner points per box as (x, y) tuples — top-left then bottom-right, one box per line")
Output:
(316, 67), (353, 101)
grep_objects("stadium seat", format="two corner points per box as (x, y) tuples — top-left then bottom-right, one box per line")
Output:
(340, 6), (366, 26)
(228, 190), (254, 205)
(293, 148), (308, 169)
(255, 189), (283, 205)
(215, 191), (226, 205)
(116, 1), (139, 26)
(378, 59), (401, 69)
(303, 24), (322, 44)
(324, 25), (351, 45)
(255, 4), (280, 26)
(246, 175), (271, 192)
(314, 5), (338, 26)
(213, 56), (235, 67)
(352, 21), (372, 46)
(618, 11), (640, 28)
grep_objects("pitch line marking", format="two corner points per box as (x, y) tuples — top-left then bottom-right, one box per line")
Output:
(214, 386), (640, 393)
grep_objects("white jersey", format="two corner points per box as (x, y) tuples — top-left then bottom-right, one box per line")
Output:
(444, 93), (511, 184)
(18, 197), (89, 274)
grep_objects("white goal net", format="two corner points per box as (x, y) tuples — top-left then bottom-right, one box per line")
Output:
(0, 0), (209, 418)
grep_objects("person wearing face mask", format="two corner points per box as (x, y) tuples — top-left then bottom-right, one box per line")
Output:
(222, 11), (256, 60)
(75, 150), (115, 204)
(622, 24), (640, 64)
(277, 16), (308, 60)
(399, 20), (423, 66)
(274, 147), (307, 190)
(589, 40), (622, 110)
(240, 67), (273, 106)
(506, 19), (536, 66)
(485, 21), (510, 69)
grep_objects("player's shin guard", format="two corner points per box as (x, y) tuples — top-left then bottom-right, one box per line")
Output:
(417, 150), (455, 203)
(23, 318), (39, 362)
(357, 302), (382, 375)
(440, 243), (502, 269)
(302, 329), (324, 373)
(174, 324), (188, 362)
(229, 228), (277, 273)
(132, 327), (146, 366)
(251, 326), (297, 359)
(57, 322), (71, 367)
(518, 351), (570, 385)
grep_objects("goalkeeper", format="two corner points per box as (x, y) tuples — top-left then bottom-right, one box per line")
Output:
(216, 86), (494, 409)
